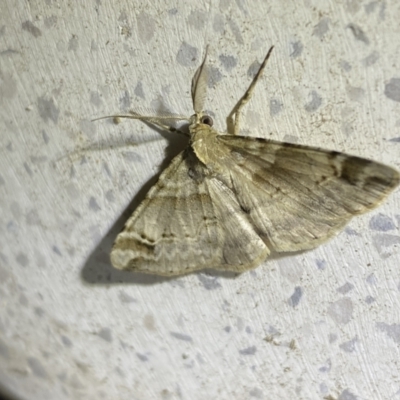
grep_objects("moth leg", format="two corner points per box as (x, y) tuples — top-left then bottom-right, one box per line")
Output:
(93, 113), (189, 137)
(227, 46), (274, 135)
(124, 111), (188, 137)
(142, 118), (189, 137)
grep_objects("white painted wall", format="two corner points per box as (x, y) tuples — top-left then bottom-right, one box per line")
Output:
(0, 1), (399, 399)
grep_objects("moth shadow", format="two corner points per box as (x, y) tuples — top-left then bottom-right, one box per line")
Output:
(268, 249), (309, 261)
(80, 123), (191, 286)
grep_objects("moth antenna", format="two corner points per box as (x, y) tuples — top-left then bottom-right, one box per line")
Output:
(191, 46), (209, 114)
(92, 112), (188, 123)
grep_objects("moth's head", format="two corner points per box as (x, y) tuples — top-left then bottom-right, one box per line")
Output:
(189, 112), (214, 129)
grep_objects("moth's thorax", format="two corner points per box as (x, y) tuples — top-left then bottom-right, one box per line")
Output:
(190, 123), (225, 166)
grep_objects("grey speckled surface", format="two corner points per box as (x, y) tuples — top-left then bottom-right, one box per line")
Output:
(1, 1), (400, 399)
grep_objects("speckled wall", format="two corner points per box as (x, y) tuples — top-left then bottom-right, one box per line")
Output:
(0, 1), (400, 399)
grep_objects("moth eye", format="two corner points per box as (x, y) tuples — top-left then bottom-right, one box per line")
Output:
(200, 115), (213, 126)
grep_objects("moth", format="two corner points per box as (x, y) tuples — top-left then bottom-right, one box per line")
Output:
(98, 46), (399, 276)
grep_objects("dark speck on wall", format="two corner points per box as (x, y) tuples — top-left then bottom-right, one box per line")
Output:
(21, 21), (42, 38)
(315, 259), (327, 270)
(239, 346), (257, 355)
(312, 18), (330, 39)
(97, 327), (112, 343)
(247, 60), (261, 78)
(338, 388), (359, 400)
(337, 282), (354, 294)
(89, 196), (101, 212)
(61, 335), (73, 348)
(339, 336), (358, 353)
(369, 213), (395, 231)
(24, 162), (33, 177)
(27, 357), (47, 379)
(176, 42), (198, 67)
(16, 252), (29, 267)
(384, 78), (400, 102)
(207, 66), (223, 88)
(304, 90), (322, 112)
(170, 332), (192, 342)
(228, 20), (244, 45)
(376, 322), (400, 344)
(288, 286), (303, 307)
(270, 98), (283, 116)
(290, 41), (303, 58)
(134, 81), (145, 99)
(120, 90), (131, 111)
(197, 274), (221, 290)
(136, 353), (148, 362)
(68, 35), (79, 52)
(38, 96), (60, 124)
(347, 23), (370, 45)
(219, 54), (237, 71)
(52, 245), (62, 256)
(362, 51), (379, 66)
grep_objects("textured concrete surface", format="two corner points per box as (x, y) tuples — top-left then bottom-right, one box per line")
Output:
(0, 1), (400, 399)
